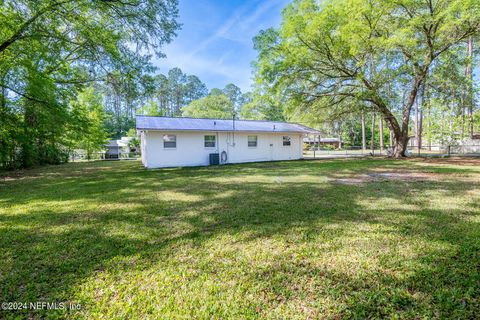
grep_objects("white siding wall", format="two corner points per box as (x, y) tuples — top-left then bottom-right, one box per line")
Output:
(140, 131), (147, 167)
(141, 130), (304, 168)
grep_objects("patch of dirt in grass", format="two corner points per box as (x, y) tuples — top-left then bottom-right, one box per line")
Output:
(420, 157), (480, 166)
(332, 177), (371, 185)
(367, 170), (439, 181)
(332, 169), (441, 185)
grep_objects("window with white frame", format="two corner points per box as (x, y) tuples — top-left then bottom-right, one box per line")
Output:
(283, 136), (291, 146)
(163, 135), (176, 148)
(248, 135), (257, 147)
(204, 135), (216, 148)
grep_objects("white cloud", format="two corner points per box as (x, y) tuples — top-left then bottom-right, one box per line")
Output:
(192, 0), (287, 53)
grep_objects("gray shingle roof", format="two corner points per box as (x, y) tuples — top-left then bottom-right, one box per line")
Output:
(136, 116), (320, 134)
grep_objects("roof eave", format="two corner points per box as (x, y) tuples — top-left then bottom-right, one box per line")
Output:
(136, 128), (316, 134)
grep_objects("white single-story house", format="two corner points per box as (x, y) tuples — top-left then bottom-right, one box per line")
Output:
(136, 116), (321, 168)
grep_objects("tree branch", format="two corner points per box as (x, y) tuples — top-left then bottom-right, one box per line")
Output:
(0, 0), (75, 53)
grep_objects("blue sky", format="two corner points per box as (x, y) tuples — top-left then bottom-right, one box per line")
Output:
(153, 0), (290, 92)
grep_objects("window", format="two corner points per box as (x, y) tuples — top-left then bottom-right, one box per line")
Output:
(204, 135), (216, 148)
(163, 135), (176, 148)
(283, 136), (291, 146)
(248, 135), (257, 147)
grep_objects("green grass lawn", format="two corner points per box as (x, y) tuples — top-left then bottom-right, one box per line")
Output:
(1, 158), (479, 319)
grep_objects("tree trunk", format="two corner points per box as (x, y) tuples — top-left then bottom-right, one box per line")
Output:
(466, 36), (474, 138)
(363, 68), (426, 157)
(418, 108), (423, 153)
(427, 104), (431, 150)
(0, 75), (6, 111)
(441, 111), (445, 142)
(460, 95), (465, 139)
(417, 82), (425, 152)
(379, 116), (384, 153)
(449, 101), (453, 136)
(415, 95), (419, 150)
(371, 113), (375, 155)
(394, 76), (425, 157)
(361, 111), (366, 151)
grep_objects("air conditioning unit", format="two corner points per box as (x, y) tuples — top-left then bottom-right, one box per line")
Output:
(209, 153), (219, 165)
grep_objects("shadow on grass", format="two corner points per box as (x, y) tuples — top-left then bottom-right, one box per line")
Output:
(0, 159), (479, 318)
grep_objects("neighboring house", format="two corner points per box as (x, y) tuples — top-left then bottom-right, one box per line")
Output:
(304, 136), (342, 149)
(320, 137), (341, 149)
(136, 116), (320, 168)
(105, 140), (121, 159)
(105, 137), (134, 159)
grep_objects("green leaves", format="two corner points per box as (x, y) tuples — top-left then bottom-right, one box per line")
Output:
(67, 87), (109, 157)
(0, 0), (180, 168)
(182, 95), (235, 120)
(254, 0), (480, 156)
